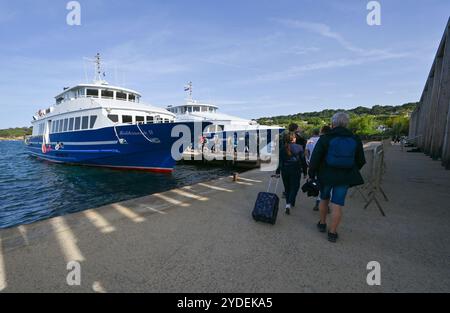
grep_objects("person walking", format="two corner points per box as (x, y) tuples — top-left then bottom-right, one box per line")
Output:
(280, 123), (307, 148)
(306, 126), (331, 211)
(280, 123), (307, 199)
(276, 132), (307, 215)
(308, 113), (366, 243)
(305, 129), (321, 166)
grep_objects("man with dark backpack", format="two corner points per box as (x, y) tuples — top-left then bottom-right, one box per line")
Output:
(308, 112), (366, 243)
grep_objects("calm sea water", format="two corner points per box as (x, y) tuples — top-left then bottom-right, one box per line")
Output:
(0, 141), (236, 229)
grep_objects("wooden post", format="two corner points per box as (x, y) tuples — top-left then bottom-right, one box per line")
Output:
(441, 99), (450, 169)
(428, 56), (443, 159)
(417, 92), (427, 150)
(425, 57), (442, 157)
(423, 78), (434, 155)
(409, 109), (417, 139)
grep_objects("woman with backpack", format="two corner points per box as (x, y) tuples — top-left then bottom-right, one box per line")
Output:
(308, 112), (366, 243)
(276, 132), (307, 215)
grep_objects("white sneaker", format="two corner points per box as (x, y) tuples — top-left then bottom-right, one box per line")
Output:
(285, 204), (291, 215)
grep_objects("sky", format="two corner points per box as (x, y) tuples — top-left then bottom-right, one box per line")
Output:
(0, 0), (449, 128)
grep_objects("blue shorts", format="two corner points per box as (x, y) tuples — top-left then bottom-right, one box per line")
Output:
(320, 185), (350, 206)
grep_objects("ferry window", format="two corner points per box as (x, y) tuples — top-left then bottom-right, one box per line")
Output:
(201, 107), (208, 112)
(136, 116), (145, 124)
(146, 116), (154, 124)
(164, 119), (169, 123)
(69, 118), (74, 131)
(56, 97), (63, 105)
(56, 120), (60, 133)
(108, 114), (119, 123)
(193, 106), (200, 112)
(86, 89), (99, 98)
(89, 115), (97, 128)
(81, 116), (89, 129)
(101, 90), (114, 99)
(74, 117), (81, 130)
(78, 89), (85, 97)
(187, 107), (192, 113)
(63, 119), (69, 132)
(51, 121), (56, 133)
(209, 107), (214, 112)
(116, 92), (126, 100)
(129, 94), (136, 102)
(122, 115), (132, 123)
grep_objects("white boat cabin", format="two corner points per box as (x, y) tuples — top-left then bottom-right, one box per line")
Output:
(31, 83), (175, 137)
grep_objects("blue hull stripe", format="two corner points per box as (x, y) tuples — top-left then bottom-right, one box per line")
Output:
(26, 122), (208, 171)
(48, 141), (118, 145)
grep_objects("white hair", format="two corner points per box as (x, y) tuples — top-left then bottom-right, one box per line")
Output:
(332, 112), (350, 128)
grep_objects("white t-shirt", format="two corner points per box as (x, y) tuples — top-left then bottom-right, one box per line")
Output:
(306, 136), (320, 164)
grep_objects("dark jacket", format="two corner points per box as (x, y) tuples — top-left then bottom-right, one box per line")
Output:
(308, 127), (366, 187)
(277, 143), (307, 176)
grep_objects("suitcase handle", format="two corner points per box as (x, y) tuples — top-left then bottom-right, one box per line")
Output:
(267, 175), (280, 193)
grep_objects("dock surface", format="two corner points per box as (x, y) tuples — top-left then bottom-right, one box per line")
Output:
(0, 145), (449, 292)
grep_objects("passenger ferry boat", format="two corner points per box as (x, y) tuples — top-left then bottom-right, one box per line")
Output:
(167, 82), (283, 154)
(25, 54), (197, 173)
(167, 82), (282, 134)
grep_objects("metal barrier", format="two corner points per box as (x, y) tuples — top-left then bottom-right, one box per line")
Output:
(350, 142), (389, 216)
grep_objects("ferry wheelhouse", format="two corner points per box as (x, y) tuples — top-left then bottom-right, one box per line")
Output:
(25, 54), (193, 173)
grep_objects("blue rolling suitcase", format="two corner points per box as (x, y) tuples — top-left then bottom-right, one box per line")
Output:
(252, 175), (280, 225)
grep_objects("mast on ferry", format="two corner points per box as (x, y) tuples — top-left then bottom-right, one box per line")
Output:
(184, 81), (193, 101)
(84, 53), (108, 85)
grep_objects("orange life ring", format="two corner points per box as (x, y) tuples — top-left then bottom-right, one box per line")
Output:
(42, 144), (47, 154)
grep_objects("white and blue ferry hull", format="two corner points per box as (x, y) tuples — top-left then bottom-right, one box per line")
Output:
(25, 122), (202, 173)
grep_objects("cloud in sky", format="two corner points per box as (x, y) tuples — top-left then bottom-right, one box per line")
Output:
(248, 53), (409, 83)
(226, 18), (410, 84)
(271, 18), (409, 59)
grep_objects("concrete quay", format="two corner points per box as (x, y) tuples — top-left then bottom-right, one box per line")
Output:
(0, 145), (449, 292)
